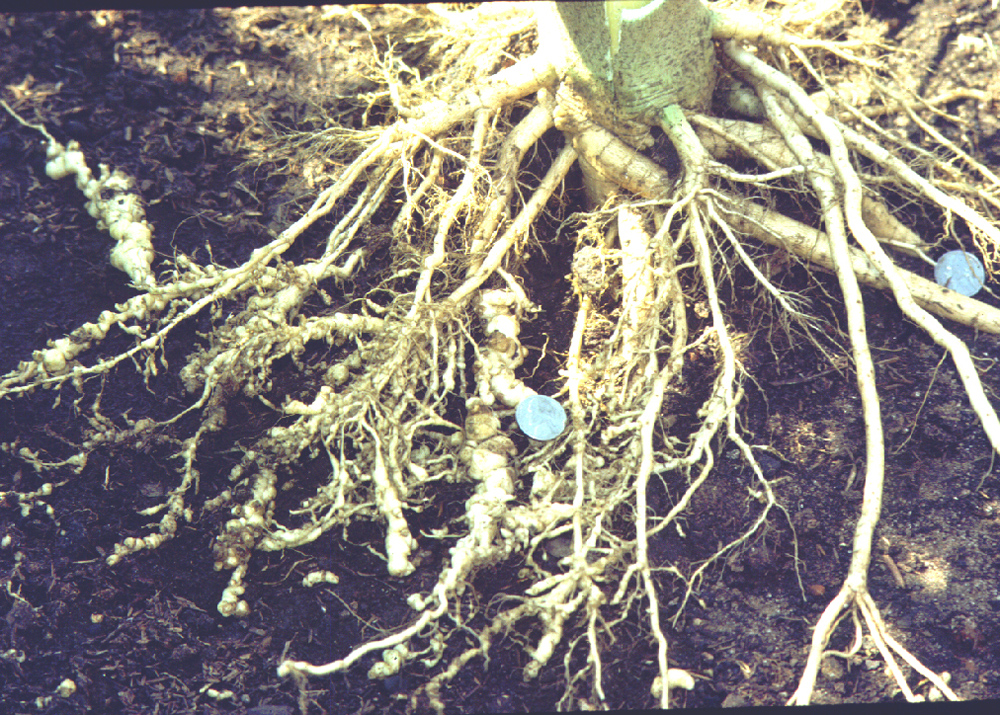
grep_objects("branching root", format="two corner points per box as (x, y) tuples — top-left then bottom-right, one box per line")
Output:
(4, 3), (1000, 710)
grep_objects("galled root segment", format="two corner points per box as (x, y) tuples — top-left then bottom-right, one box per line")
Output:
(276, 287), (580, 712)
(2, 100), (155, 290)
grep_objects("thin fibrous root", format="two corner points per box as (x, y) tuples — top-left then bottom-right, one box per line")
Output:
(721, 200), (1000, 334)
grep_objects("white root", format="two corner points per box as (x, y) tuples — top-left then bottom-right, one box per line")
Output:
(6, 4), (1000, 710)
(722, 200), (1000, 334)
(724, 38), (983, 704)
(280, 287), (575, 712)
(552, 86), (1000, 335)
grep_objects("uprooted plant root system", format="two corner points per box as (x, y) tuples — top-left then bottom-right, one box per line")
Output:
(4, 3), (1000, 712)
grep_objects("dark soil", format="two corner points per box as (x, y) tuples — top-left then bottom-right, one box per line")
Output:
(3, 3), (1000, 713)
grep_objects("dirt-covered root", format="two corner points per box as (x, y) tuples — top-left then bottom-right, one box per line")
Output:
(269, 37), (764, 712)
(0, 1), (551, 597)
(533, 6), (1000, 702)
(6, 3), (1000, 710)
(717, 36), (996, 704)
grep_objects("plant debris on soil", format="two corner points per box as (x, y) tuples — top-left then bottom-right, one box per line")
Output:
(3, 4), (1000, 713)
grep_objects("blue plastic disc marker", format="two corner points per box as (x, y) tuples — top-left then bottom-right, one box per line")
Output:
(935, 250), (985, 297)
(515, 395), (567, 441)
